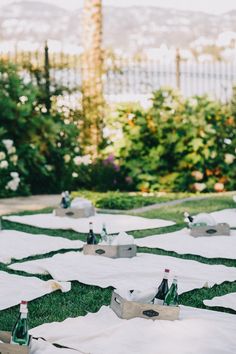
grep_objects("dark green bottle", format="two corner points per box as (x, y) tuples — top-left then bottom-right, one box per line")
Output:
(164, 276), (179, 306)
(87, 222), (98, 244)
(11, 301), (29, 346)
(152, 269), (169, 305)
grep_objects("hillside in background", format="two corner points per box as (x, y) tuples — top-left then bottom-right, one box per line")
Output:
(0, 1), (236, 51)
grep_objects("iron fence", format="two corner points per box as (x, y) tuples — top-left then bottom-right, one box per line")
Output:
(1, 45), (236, 104)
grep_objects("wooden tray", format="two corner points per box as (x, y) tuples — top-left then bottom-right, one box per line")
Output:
(54, 206), (95, 218)
(110, 291), (179, 320)
(190, 223), (230, 237)
(83, 244), (137, 258)
(0, 331), (30, 354)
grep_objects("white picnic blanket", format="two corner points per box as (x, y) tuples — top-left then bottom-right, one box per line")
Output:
(136, 228), (236, 259)
(210, 208), (236, 228)
(3, 213), (175, 233)
(0, 230), (83, 264)
(9, 252), (236, 294)
(0, 271), (70, 310)
(31, 339), (80, 353)
(204, 293), (236, 312)
(30, 305), (236, 354)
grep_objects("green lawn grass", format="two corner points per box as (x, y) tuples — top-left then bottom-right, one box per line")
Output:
(1, 194), (236, 330)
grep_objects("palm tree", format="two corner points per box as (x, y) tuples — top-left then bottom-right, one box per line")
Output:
(81, 0), (104, 158)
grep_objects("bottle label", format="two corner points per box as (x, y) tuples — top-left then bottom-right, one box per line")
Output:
(153, 298), (164, 305)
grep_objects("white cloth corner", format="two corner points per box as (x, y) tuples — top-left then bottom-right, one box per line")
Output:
(136, 228), (236, 259)
(204, 293), (236, 312)
(30, 305), (236, 354)
(9, 252), (236, 294)
(0, 230), (84, 264)
(3, 213), (175, 233)
(0, 271), (71, 310)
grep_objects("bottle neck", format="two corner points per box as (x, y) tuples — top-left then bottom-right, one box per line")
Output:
(20, 312), (28, 319)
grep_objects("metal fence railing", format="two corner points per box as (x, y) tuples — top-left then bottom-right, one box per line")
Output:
(1, 45), (236, 103)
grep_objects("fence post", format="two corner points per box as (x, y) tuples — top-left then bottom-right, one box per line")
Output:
(175, 48), (181, 90)
(44, 41), (51, 113)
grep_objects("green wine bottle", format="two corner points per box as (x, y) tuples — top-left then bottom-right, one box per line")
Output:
(164, 276), (179, 306)
(11, 300), (30, 346)
(87, 222), (98, 244)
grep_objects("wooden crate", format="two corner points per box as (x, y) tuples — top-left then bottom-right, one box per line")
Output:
(83, 244), (137, 258)
(190, 223), (230, 237)
(0, 331), (30, 354)
(54, 206), (95, 218)
(110, 291), (179, 321)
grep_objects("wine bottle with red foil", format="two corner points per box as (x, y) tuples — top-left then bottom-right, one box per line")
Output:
(87, 222), (98, 244)
(152, 269), (169, 305)
(11, 300), (30, 346)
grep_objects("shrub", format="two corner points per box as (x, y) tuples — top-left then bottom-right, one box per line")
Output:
(106, 88), (236, 192)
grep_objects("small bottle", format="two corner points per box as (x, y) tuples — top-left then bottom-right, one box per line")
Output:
(60, 192), (67, 209)
(65, 191), (71, 208)
(152, 269), (169, 305)
(87, 222), (98, 244)
(100, 222), (108, 243)
(11, 300), (30, 346)
(164, 276), (179, 306)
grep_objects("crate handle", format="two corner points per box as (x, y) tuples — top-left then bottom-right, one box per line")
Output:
(114, 297), (121, 305)
(206, 228), (217, 234)
(143, 309), (159, 317)
(95, 249), (106, 255)
(65, 211), (74, 216)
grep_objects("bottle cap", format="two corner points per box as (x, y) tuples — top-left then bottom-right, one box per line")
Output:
(21, 300), (28, 305)
(165, 269), (170, 273)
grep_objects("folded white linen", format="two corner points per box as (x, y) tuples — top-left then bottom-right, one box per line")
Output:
(30, 305), (236, 354)
(0, 271), (71, 310)
(0, 230), (84, 264)
(9, 252), (236, 294)
(3, 213), (175, 233)
(204, 293), (236, 312)
(136, 228), (236, 259)
(31, 339), (83, 354)
(210, 208), (236, 227)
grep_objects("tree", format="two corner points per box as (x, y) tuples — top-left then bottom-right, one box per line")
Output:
(81, 0), (104, 158)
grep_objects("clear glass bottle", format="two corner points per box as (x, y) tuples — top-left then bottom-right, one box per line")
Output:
(11, 300), (30, 346)
(164, 276), (179, 306)
(152, 269), (169, 305)
(87, 222), (98, 244)
(100, 222), (108, 243)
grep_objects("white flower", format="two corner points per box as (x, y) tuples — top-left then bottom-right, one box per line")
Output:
(45, 165), (53, 172)
(73, 155), (92, 166)
(0, 160), (8, 169)
(74, 147), (80, 153)
(19, 96), (28, 104)
(0, 151), (6, 160)
(193, 183), (206, 192)
(64, 154), (71, 163)
(10, 154), (18, 165)
(8, 146), (16, 154)
(10, 172), (19, 179)
(2, 139), (13, 151)
(191, 171), (203, 181)
(5, 177), (20, 191)
(224, 153), (235, 164)
(72, 172), (79, 178)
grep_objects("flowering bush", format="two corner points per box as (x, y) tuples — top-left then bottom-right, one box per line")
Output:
(106, 88), (236, 192)
(0, 138), (29, 196)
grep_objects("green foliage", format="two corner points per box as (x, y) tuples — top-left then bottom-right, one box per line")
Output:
(108, 88), (236, 192)
(0, 60), (81, 196)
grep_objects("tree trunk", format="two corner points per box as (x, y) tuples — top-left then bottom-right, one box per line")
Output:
(81, 0), (104, 158)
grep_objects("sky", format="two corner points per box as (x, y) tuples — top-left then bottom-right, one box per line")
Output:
(0, 0), (236, 14)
